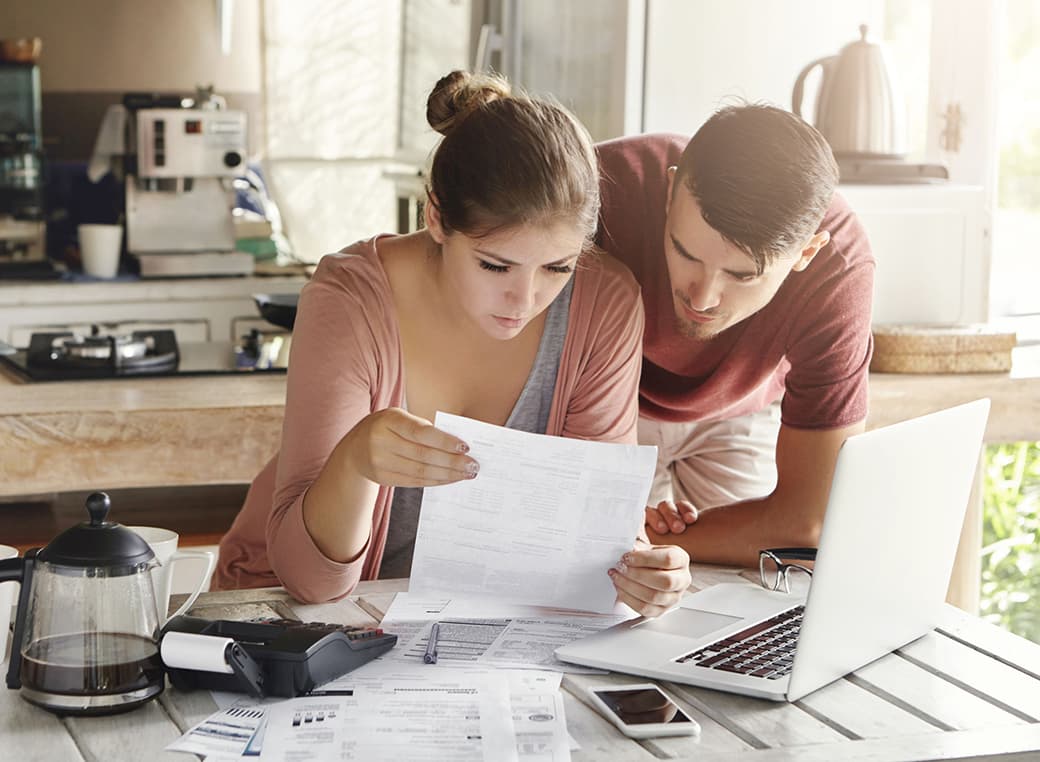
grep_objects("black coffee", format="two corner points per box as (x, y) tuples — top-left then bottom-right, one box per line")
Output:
(21, 632), (163, 696)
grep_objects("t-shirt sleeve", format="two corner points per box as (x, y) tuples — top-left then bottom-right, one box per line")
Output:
(265, 255), (384, 602)
(781, 256), (875, 430)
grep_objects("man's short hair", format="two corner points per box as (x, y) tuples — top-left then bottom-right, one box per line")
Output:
(674, 103), (839, 273)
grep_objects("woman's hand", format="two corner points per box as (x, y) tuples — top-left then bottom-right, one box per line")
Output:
(342, 408), (479, 487)
(645, 499), (698, 535)
(609, 541), (692, 618)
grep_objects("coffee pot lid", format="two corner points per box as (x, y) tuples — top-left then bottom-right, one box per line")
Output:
(37, 491), (155, 571)
(842, 23), (880, 52)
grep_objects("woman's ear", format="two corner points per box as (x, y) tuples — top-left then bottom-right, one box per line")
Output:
(424, 192), (447, 244)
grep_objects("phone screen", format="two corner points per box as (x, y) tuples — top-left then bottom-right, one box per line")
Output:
(593, 687), (693, 725)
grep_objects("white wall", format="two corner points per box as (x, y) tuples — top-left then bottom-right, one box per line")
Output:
(643, 0), (886, 135)
(513, 0), (644, 141)
(0, 0), (261, 92)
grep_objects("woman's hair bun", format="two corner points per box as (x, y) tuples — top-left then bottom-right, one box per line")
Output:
(426, 70), (512, 136)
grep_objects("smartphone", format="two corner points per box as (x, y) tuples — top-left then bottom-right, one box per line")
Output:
(587, 683), (700, 739)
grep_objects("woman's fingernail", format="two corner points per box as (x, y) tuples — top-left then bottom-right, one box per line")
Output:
(457, 442), (470, 453)
(657, 522), (667, 533)
(465, 462), (479, 478)
(607, 568), (616, 577)
(672, 521), (684, 532)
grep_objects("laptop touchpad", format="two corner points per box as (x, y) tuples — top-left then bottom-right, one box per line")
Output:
(635, 608), (742, 638)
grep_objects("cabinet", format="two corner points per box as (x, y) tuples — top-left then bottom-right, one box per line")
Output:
(838, 184), (988, 326)
(0, 275), (307, 346)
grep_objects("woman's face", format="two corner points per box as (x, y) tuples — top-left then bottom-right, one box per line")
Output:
(435, 222), (586, 340)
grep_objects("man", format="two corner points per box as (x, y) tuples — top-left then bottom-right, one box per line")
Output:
(596, 104), (874, 567)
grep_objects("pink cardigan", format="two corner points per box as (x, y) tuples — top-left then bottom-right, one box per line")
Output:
(214, 236), (645, 603)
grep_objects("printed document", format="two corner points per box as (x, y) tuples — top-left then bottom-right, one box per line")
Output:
(410, 413), (657, 613)
(333, 594), (629, 678)
(168, 670), (570, 762)
(259, 672), (517, 762)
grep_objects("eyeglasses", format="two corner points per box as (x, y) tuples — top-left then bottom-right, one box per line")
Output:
(758, 548), (817, 593)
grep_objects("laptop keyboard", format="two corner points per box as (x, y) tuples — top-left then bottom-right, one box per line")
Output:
(676, 606), (805, 680)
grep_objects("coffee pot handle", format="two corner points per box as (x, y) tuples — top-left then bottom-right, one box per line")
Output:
(4, 549), (37, 690)
(792, 55), (836, 119)
(0, 556), (24, 583)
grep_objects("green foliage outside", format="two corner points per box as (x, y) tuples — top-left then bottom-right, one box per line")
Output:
(980, 442), (1040, 643)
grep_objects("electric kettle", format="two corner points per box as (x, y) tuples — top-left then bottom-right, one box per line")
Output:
(1, 492), (165, 715)
(792, 24), (907, 158)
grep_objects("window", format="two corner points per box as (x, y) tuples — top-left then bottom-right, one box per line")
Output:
(992, 0), (1040, 324)
(261, 0), (470, 262)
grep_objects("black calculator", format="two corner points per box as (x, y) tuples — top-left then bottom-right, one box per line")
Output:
(161, 615), (398, 697)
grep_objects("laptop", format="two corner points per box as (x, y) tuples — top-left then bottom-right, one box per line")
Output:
(556, 398), (990, 701)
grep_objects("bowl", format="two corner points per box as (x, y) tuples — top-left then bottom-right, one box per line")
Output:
(253, 293), (298, 331)
(0, 37), (42, 64)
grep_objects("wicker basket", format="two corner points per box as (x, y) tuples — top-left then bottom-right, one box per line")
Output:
(870, 324), (1017, 374)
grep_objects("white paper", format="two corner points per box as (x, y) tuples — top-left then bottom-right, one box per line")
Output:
(481, 617), (623, 670)
(171, 670), (572, 761)
(259, 693), (358, 761)
(258, 672), (518, 762)
(410, 413), (657, 613)
(330, 595), (627, 682)
(166, 702), (267, 758)
(506, 671), (571, 762)
(381, 592), (635, 622)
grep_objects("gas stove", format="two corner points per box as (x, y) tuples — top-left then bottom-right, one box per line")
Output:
(0, 327), (289, 382)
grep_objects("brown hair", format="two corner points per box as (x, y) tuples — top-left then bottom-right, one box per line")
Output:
(674, 103), (838, 273)
(425, 70), (599, 244)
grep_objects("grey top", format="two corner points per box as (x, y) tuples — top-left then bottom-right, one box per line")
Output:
(379, 278), (574, 580)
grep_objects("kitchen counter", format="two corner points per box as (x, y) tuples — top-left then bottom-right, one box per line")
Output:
(2, 345), (1038, 497)
(0, 367), (287, 497)
(867, 345), (1040, 443)
(4, 346), (1037, 499)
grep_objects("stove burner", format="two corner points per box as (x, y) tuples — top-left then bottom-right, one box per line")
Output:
(26, 329), (180, 379)
(52, 331), (154, 361)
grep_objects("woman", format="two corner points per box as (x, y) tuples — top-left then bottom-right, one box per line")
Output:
(215, 71), (690, 617)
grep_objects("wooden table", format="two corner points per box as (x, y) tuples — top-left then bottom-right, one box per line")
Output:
(4, 568), (1040, 761)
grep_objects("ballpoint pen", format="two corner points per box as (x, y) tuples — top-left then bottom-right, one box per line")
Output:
(423, 622), (440, 664)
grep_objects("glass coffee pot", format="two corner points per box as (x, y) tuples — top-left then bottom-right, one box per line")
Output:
(1, 492), (165, 715)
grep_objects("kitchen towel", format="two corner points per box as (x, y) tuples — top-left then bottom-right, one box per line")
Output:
(87, 104), (128, 183)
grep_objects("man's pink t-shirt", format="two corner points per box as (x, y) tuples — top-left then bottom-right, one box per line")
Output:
(595, 133), (875, 430)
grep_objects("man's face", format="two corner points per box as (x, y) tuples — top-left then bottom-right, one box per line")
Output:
(663, 170), (818, 340)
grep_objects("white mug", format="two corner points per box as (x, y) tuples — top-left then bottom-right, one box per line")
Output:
(78, 223), (123, 278)
(0, 544), (17, 664)
(127, 527), (215, 622)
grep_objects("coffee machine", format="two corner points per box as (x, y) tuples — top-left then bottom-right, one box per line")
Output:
(0, 61), (45, 262)
(122, 91), (253, 277)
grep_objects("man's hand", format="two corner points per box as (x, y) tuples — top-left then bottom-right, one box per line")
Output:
(609, 541), (692, 618)
(645, 499), (698, 535)
(644, 423), (863, 566)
